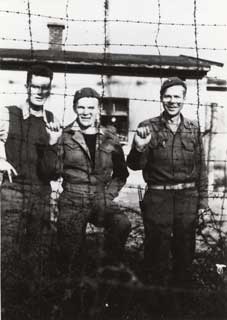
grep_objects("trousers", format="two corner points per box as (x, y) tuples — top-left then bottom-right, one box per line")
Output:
(57, 185), (131, 277)
(1, 182), (52, 314)
(142, 188), (199, 285)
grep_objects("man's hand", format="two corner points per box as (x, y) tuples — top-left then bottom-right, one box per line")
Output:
(198, 207), (210, 216)
(91, 194), (115, 227)
(0, 158), (17, 183)
(46, 121), (62, 145)
(134, 126), (151, 152)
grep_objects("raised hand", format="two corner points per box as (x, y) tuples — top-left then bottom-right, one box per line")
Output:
(134, 126), (151, 151)
(0, 158), (17, 183)
(46, 121), (62, 145)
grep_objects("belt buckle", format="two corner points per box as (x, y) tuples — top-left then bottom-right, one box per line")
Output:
(168, 183), (181, 190)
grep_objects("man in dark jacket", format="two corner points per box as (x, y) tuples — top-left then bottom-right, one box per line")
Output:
(42, 87), (131, 278)
(0, 65), (59, 313)
(127, 77), (208, 286)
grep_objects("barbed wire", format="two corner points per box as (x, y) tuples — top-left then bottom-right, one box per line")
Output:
(0, 91), (225, 110)
(154, 0), (161, 58)
(62, 0), (70, 129)
(194, 0), (203, 213)
(154, 0), (162, 96)
(1, 36), (227, 51)
(100, 0), (109, 99)
(0, 91), (225, 109)
(26, 0), (33, 58)
(1, 9), (227, 27)
(0, 3), (226, 220)
(1, 2), (227, 318)
(220, 151), (227, 217)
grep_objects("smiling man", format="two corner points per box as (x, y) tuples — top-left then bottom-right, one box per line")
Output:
(127, 77), (208, 287)
(42, 87), (130, 281)
(0, 65), (59, 312)
(76, 96), (99, 130)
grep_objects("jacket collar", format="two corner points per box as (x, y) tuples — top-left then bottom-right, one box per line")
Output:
(64, 120), (105, 135)
(182, 117), (192, 129)
(64, 120), (105, 160)
(160, 112), (191, 129)
(19, 101), (48, 123)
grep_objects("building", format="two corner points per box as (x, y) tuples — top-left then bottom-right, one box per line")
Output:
(0, 23), (223, 142)
(0, 23), (225, 188)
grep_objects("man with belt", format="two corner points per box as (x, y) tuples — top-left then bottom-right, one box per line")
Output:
(0, 65), (59, 313)
(127, 77), (208, 286)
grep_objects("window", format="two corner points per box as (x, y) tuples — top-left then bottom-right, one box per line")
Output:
(101, 97), (129, 143)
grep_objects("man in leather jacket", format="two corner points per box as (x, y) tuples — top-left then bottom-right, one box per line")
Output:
(41, 87), (131, 279)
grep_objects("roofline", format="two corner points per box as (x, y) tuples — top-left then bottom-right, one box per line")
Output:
(180, 55), (224, 67)
(0, 48), (215, 79)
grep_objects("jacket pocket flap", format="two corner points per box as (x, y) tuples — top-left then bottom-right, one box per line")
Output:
(99, 145), (113, 153)
(181, 140), (194, 151)
(63, 142), (81, 150)
(149, 135), (167, 149)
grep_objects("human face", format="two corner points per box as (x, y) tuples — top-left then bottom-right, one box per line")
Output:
(161, 85), (185, 119)
(27, 75), (51, 107)
(75, 97), (99, 129)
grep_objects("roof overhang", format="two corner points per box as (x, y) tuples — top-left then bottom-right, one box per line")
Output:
(0, 49), (222, 79)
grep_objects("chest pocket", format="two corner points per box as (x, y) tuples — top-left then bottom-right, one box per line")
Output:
(64, 142), (82, 154)
(63, 142), (87, 166)
(149, 134), (169, 163)
(181, 139), (195, 169)
(96, 144), (113, 169)
(181, 140), (195, 152)
(149, 132), (167, 149)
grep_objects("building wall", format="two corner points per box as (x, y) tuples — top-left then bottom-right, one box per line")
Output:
(103, 76), (208, 145)
(1, 70), (226, 213)
(0, 70), (224, 160)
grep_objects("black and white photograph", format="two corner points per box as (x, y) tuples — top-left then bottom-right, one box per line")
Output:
(0, 1), (227, 319)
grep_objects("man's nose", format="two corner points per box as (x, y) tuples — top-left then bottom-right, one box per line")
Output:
(168, 96), (177, 103)
(83, 108), (89, 115)
(37, 87), (43, 94)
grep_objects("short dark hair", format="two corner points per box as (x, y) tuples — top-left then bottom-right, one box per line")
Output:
(73, 87), (100, 109)
(26, 65), (53, 86)
(160, 77), (187, 99)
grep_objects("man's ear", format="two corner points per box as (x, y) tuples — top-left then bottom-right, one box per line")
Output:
(46, 85), (52, 98)
(25, 84), (30, 97)
(45, 91), (50, 98)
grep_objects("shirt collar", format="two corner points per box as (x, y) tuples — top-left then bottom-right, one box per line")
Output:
(160, 112), (190, 129)
(19, 101), (48, 123)
(182, 117), (192, 129)
(65, 120), (105, 135)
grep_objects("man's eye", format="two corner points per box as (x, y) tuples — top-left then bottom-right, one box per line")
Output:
(31, 85), (49, 91)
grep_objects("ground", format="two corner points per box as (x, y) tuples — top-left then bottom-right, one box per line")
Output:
(2, 179), (227, 320)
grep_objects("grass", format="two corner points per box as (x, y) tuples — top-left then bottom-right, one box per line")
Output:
(2, 197), (227, 320)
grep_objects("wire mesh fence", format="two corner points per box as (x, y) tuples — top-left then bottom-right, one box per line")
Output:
(0, 0), (227, 319)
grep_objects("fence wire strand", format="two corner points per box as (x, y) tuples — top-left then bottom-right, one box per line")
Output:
(0, 1), (227, 318)
(1, 36), (227, 51)
(1, 9), (227, 27)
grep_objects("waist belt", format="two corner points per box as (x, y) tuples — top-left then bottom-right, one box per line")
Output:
(148, 182), (196, 190)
